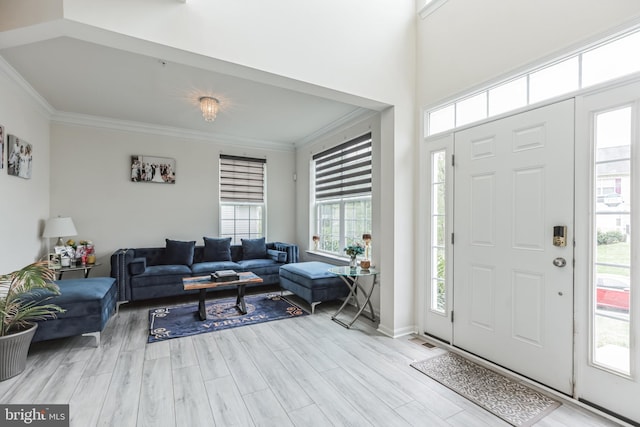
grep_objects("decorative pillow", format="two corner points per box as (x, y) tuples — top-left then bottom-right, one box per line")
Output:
(241, 237), (267, 260)
(203, 237), (232, 262)
(164, 239), (196, 265)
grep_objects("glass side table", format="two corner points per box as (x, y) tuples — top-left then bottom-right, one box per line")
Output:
(56, 263), (101, 280)
(328, 266), (379, 329)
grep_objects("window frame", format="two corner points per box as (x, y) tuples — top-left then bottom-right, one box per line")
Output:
(312, 132), (373, 257)
(219, 155), (267, 245)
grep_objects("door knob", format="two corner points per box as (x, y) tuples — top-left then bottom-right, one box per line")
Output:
(552, 257), (567, 267)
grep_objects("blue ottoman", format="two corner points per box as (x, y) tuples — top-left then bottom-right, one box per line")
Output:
(279, 262), (349, 313)
(32, 277), (117, 347)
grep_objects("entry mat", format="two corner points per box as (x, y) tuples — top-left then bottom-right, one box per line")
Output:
(411, 352), (561, 426)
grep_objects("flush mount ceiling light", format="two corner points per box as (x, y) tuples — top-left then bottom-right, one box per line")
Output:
(199, 96), (220, 122)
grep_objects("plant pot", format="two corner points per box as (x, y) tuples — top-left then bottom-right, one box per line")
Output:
(0, 323), (37, 381)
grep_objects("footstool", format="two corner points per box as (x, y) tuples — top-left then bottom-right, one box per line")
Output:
(31, 277), (117, 347)
(279, 262), (350, 313)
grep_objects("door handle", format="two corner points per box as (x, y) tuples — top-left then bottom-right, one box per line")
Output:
(552, 257), (567, 267)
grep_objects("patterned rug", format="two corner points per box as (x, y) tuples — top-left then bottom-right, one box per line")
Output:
(148, 293), (307, 343)
(411, 352), (561, 426)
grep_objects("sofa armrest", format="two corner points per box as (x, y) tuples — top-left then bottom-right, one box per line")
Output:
(273, 242), (299, 264)
(111, 249), (136, 301)
(129, 257), (147, 275)
(267, 249), (287, 263)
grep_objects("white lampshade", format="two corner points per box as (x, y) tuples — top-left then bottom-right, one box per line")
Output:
(43, 217), (78, 246)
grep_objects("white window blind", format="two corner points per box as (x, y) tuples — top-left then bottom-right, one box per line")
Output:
(220, 155), (266, 203)
(314, 133), (372, 201)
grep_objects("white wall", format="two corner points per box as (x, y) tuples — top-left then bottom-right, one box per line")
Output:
(50, 123), (296, 277)
(0, 62), (51, 272)
(417, 0), (640, 107)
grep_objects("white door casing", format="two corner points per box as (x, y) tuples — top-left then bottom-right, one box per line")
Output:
(420, 133), (454, 343)
(575, 80), (640, 424)
(452, 100), (575, 395)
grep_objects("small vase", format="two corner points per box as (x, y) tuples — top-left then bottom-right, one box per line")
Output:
(349, 255), (358, 269)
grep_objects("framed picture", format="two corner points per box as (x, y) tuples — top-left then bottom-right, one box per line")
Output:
(48, 253), (61, 270)
(7, 134), (32, 179)
(0, 125), (4, 170)
(131, 155), (176, 184)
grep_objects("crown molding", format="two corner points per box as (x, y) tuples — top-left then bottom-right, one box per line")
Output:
(0, 56), (54, 117)
(295, 108), (378, 148)
(50, 111), (298, 152)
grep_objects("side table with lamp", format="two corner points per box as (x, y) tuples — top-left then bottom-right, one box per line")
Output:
(42, 216), (77, 270)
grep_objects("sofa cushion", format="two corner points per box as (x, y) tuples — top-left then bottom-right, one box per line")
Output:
(165, 239), (196, 265)
(241, 237), (267, 260)
(139, 264), (192, 277)
(267, 249), (287, 263)
(28, 277), (117, 319)
(203, 237), (232, 262)
(191, 261), (243, 275)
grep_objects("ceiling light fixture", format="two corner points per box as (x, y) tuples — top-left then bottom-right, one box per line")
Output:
(199, 96), (220, 122)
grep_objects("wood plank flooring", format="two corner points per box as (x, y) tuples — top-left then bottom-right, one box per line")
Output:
(0, 294), (624, 427)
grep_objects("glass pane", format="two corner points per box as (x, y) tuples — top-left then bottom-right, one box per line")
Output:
(456, 92), (487, 127)
(428, 104), (455, 135)
(432, 216), (445, 246)
(592, 107), (632, 375)
(430, 149), (446, 314)
(583, 31), (640, 87)
(488, 77), (527, 116)
(431, 278), (446, 312)
(529, 57), (579, 104)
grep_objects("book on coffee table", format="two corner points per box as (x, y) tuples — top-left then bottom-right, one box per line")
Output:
(211, 270), (239, 282)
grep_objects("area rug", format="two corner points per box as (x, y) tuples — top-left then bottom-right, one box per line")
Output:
(411, 352), (560, 426)
(148, 293), (307, 343)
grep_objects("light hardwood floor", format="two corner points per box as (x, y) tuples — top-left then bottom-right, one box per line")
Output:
(0, 293), (624, 427)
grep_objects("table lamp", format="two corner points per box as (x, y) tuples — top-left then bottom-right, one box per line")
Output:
(43, 217), (78, 247)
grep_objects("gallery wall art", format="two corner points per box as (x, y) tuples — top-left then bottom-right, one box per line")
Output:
(131, 155), (176, 184)
(7, 134), (32, 179)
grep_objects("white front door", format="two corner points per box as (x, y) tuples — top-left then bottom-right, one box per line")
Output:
(453, 100), (575, 394)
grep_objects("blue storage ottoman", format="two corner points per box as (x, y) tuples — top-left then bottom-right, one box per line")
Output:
(279, 261), (349, 313)
(32, 277), (117, 346)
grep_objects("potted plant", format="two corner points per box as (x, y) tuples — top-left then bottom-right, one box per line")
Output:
(0, 261), (65, 381)
(344, 243), (365, 269)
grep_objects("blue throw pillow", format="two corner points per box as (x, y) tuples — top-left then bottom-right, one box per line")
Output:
(241, 237), (267, 260)
(203, 237), (232, 262)
(164, 239), (196, 265)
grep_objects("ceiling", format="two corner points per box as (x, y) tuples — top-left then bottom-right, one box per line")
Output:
(0, 36), (376, 148)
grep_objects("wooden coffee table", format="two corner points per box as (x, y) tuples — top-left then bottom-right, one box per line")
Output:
(183, 272), (263, 321)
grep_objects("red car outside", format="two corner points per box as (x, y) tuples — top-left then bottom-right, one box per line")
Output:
(596, 274), (630, 312)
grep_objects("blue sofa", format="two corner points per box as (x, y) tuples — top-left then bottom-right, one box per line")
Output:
(111, 238), (298, 302)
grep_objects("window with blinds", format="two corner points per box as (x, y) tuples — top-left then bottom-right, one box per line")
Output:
(314, 133), (372, 200)
(219, 155), (266, 244)
(313, 133), (372, 255)
(220, 155), (266, 203)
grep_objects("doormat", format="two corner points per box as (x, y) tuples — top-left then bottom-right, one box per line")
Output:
(411, 352), (561, 426)
(148, 293), (307, 343)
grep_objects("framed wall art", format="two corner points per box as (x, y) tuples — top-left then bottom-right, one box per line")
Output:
(7, 134), (32, 179)
(131, 155), (176, 184)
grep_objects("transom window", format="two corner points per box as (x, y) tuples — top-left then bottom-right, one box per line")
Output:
(425, 27), (640, 136)
(313, 133), (372, 256)
(219, 155), (266, 244)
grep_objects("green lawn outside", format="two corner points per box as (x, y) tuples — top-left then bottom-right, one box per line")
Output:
(596, 242), (630, 276)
